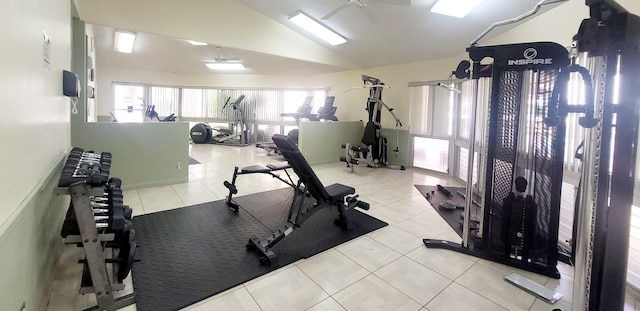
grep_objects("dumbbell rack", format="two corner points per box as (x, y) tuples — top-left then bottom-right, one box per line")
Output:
(55, 148), (135, 311)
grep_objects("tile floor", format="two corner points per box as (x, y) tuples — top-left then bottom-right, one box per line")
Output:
(46, 143), (639, 311)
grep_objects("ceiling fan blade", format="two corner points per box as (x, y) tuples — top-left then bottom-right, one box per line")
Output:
(321, 2), (350, 20)
(360, 7), (382, 23)
(376, 0), (412, 6)
(214, 47), (241, 62)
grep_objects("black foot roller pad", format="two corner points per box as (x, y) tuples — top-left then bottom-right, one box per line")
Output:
(414, 185), (481, 239)
(131, 187), (387, 311)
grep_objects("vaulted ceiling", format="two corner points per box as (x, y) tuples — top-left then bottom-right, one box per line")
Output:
(78, 0), (570, 75)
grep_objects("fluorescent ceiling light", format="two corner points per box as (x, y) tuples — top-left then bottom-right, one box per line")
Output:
(205, 62), (246, 71)
(187, 40), (207, 46)
(288, 11), (346, 46)
(114, 30), (136, 53)
(431, 0), (486, 18)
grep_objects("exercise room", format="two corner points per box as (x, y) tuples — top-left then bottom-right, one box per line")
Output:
(3, 0), (640, 310)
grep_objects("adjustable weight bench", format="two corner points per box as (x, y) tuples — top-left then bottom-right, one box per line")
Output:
(224, 162), (296, 212)
(246, 134), (370, 266)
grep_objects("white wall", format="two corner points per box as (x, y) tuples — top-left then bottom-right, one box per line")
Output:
(0, 0), (71, 232)
(86, 23), (97, 122)
(619, 0), (640, 14)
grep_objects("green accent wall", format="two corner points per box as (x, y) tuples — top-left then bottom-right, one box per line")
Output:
(0, 160), (68, 311)
(71, 122), (190, 189)
(298, 121), (364, 165)
(297, 121), (410, 168)
(97, 115), (115, 122)
(382, 128), (410, 167)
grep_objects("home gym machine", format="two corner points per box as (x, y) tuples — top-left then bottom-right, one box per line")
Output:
(190, 95), (250, 146)
(340, 75), (405, 172)
(246, 134), (370, 266)
(55, 147), (137, 311)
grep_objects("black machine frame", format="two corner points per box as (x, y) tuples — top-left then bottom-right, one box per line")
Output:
(424, 42), (574, 279)
(223, 162), (297, 212)
(570, 1), (640, 309)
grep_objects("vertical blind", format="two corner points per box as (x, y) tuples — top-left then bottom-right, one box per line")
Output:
(408, 86), (430, 135)
(408, 84), (452, 137)
(149, 86), (179, 117)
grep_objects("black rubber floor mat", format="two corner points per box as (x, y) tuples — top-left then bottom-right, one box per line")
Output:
(414, 185), (481, 238)
(234, 186), (294, 232)
(131, 188), (387, 311)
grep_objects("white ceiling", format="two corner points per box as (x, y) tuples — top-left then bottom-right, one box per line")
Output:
(91, 0), (562, 76)
(93, 25), (346, 76)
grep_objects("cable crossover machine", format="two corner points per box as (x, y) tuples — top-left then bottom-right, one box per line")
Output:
(423, 0), (639, 309)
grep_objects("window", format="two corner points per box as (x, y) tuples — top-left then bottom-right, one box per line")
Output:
(408, 84), (452, 137)
(149, 86), (179, 118)
(457, 147), (478, 182)
(284, 91), (308, 114)
(181, 88), (206, 118)
(113, 84), (145, 122)
(413, 137), (449, 173)
(113, 83), (327, 124)
(408, 82), (456, 173)
(256, 125), (280, 142)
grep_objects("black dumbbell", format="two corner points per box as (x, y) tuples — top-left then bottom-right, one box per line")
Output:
(78, 225), (138, 282)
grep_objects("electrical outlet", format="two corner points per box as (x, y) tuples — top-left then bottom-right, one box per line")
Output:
(177, 162), (182, 170)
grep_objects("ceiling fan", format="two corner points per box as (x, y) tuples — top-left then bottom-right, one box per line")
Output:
(321, 0), (411, 23)
(210, 47), (241, 63)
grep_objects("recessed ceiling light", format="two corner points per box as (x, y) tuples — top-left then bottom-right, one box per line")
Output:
(187, 40), (207, 46)
(114, 30), (136, 53)
(288, 11), (346, 46)
(431, 0), (486, 18)
(205, 62), (246, 71)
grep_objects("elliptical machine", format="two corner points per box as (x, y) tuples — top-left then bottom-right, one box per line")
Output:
(190, 95), (251, 146)
(340, 75), (405, 172)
